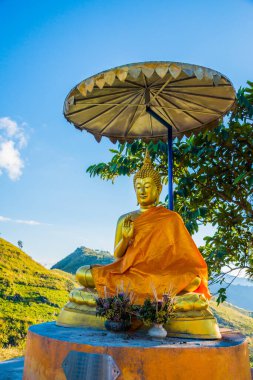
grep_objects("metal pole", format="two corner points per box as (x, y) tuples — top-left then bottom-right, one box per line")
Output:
(167, 125), (173, 210)
(146, 107), (174, 210)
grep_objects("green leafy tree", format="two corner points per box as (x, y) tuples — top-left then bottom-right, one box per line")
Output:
(87, 82), (253, 303)
(17, 241), (23, 250)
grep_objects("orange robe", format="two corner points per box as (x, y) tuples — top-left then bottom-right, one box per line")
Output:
(92, 206), (210, 304)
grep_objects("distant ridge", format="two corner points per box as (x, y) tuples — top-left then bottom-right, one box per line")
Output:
(51, 246), (114, 274)
(222, 274), (253, 287)
(53, 248), (253, 310)
(0, 238), (252, 365)
(210, 278), (253, 311)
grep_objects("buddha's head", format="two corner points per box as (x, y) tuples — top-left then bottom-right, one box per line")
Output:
(133, 151), (162, 207)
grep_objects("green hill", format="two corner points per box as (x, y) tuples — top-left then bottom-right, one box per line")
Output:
(0, 238), (252, 366)
(210, 300), (253, 365)
(0, 238), (76, 361)
(51, 246), (114, 274)
(210, 300), (253, 335)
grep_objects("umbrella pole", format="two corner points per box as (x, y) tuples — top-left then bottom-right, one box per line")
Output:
(167, 125), (173, 210)
(146, 107), (174, 210)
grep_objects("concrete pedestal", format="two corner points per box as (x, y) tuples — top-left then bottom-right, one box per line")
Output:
(23, 322), (251, 380)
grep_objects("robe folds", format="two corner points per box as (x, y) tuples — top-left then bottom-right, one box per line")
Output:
(92, 206), (211, 304)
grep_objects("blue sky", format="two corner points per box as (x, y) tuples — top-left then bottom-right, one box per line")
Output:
(0, 0), (253, 266)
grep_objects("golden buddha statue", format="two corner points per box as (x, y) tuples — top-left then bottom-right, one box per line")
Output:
(57, 152), (220, 339)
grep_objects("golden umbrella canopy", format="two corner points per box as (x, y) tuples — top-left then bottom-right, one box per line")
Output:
(64, 61), (236, 143)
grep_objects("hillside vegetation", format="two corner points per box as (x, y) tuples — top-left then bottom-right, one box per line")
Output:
(0, 238), (76, 360)
(210, 300), (253, 364)
(51, 246), (114, 274)
(0, 238), (252, 366)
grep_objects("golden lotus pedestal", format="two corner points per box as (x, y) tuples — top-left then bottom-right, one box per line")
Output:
(56, 300), (222, 340)
(57, 288), (224, 340)
(23, 322), (251, 380)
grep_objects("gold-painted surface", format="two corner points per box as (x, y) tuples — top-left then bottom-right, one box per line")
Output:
(114, 153), (164, 259)
(173, 309), (213, 319)
(56, 301), (103, 328)
(56, 306), (104, 328)
(64, 61), (236, 143)
(114, 210), (140, 258)
(166, 316), (221, 339)
(174, 293), (208, 312)
(69, 288), (97, 306)
(114, 176), (162, 259)
(93, 155), (211, 304)
(76, 266), (95, 287)
(57, 299), (219, 338)
(62, 302), (96, 314)
(133, 150), (162, 193)
(183, 276), (201, 292)
(58, 155), (218, 338)
(58, 302), (143, 331)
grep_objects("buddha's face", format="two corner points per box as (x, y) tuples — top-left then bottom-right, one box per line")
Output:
(134, 177), (160, 207)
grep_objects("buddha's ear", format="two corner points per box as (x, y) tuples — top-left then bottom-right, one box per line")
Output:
(155, 186), (162, 205)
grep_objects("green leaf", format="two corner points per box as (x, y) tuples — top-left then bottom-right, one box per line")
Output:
(86, 81), (253, 289)
(109, 149), (119, 154)
(216, 288), (227, 305)
(247, 176), (253, 187)
(233, 172), (247, 185)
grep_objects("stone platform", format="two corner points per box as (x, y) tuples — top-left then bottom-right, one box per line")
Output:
(0, 357), (24, 380)
(23, 322), (251, 380)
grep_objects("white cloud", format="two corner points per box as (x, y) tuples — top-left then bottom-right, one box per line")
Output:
(0, 141), (24, 180)
(0, 216), (11, 222)
(0, 117), (28, 180)
(0, 215), (43, 226)
(16, 219), (41, 225)
(0, 117), (17, 136)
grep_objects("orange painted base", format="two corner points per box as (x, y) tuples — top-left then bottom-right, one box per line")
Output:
(23, 322), (251, 380)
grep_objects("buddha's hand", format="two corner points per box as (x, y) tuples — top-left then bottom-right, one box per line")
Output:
(122, 215), (134, 242)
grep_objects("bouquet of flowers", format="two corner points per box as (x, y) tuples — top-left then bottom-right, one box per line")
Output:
(136, 292), (175, 327)
(138, 299), (173, 326)
(95, 287), (135, 331)
(96, 292), (133, 322)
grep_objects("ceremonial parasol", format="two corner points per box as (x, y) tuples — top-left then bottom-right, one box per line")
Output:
(63, 61), (236, 209)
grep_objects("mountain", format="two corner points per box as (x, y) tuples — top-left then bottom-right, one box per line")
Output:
(224, 274), (253, 287)
(51, 246), (114, 274)
(210, 300), (253, 365)
(0, 238), (252, 365)
(53, 247), (253, 311)
(0, 238), (76, 361)
(221, 284), (253, 311)
(52, 247), (253, 311)
(210, 276), (253, 312)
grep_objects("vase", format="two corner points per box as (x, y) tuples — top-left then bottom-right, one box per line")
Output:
(148, 323), (167, 338)
(104, 320), (131, 332)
